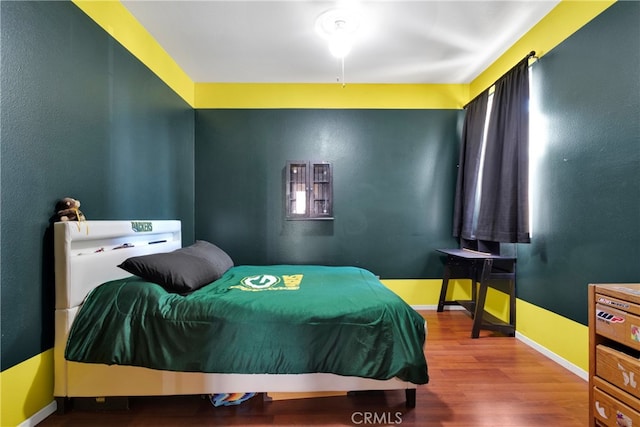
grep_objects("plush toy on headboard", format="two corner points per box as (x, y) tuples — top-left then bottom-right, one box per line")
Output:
(54, 197), (86, 222)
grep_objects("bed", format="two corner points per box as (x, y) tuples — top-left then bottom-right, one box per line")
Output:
(54, 220), (428, 412)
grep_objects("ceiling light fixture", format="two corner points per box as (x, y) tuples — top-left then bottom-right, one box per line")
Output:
(315, 8), (361, 86)
(328, 19), (353, 59)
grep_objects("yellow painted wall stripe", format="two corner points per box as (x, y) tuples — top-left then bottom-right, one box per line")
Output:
(195, 83), (467, 109)
(71, 0), (194, 106)
(517, 299), (588, 371)
(469, 0), (616, 100)
(72, 0), (615, 109)
(1, 350), (54, 427)
(71, 1), (465, 109)
(382, 278), (473, 306)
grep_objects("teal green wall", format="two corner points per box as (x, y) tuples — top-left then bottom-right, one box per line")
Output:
(194, 109), (461, 278)
(517, 1), (640, 324)
(0, 1), (195, 371)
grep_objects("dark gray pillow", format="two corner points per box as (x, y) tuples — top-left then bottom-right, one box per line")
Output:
(177, 240), (234, 275)
(118, 241), (234, 293)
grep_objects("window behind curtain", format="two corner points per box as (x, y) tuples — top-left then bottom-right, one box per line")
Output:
(453, 57), (532, 250)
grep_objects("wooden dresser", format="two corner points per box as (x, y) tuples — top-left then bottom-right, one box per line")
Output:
(589, 283), (640, 427)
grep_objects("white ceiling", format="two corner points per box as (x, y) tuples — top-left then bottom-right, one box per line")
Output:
(121, 0), (560, 84)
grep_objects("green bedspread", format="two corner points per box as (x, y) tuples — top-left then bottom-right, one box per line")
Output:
(65, 265), (428, 384)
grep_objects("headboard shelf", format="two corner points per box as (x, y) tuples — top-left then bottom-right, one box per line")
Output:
(69, 232), (178, 256)
(54, 220), (182, 310)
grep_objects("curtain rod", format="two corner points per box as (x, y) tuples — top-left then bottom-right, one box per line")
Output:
(463, 51), (537, 109)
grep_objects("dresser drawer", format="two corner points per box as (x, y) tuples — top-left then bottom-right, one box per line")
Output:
(595, 303), (640, 351)
(595, 285), (640, 313)
(596, 345), (640, 399)
(593, 386), (640, 427)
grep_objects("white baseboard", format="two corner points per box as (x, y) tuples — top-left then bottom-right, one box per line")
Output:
(515, 332), (588, 381)
(18, 400), (57, 427)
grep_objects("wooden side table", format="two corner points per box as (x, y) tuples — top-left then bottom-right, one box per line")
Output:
(436, 249), (517, 338)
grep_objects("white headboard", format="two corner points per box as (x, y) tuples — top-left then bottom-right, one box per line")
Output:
(54, 220), (182, 310)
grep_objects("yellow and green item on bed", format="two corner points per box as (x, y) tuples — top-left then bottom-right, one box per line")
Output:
(65, 265), (428, 384)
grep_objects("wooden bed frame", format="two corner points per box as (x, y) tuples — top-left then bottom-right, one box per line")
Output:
(53, 220), (418, 412)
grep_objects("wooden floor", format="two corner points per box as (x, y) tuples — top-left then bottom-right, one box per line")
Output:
(40, 310), (588, 426)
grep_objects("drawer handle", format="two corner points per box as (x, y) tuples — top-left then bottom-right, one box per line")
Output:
(595, 401), (608, 419)
(618, 362), (638, 388)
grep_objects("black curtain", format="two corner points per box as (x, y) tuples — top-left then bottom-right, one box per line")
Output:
(475, 57), (531, 243)
(453, 91), (489, 239)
